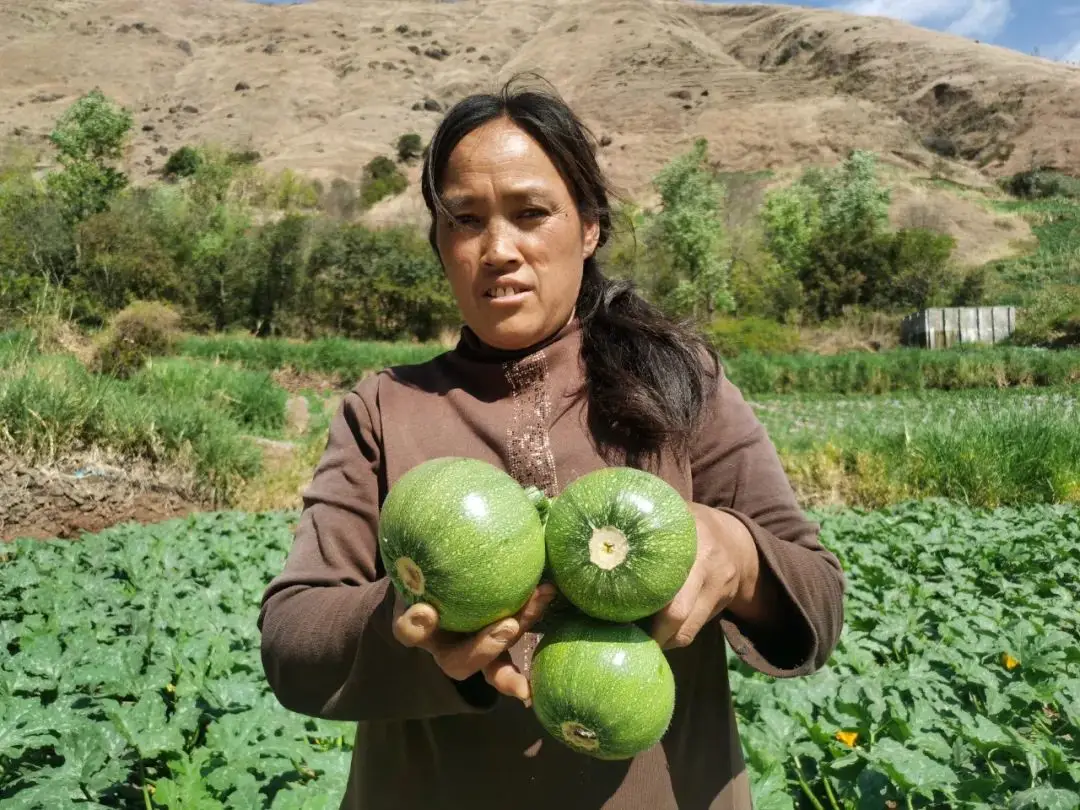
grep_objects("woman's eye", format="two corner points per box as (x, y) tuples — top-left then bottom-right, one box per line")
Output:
(519, 208), (547, 220)
(450, 215), (481, 229)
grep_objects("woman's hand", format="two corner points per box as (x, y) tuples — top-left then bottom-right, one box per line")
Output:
(651, 502), (773, 650)
(392, 583), (557, 705)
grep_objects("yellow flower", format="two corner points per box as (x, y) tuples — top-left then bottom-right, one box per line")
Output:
(1002, 652), (1020, 671)
(835, 730), (859, 747)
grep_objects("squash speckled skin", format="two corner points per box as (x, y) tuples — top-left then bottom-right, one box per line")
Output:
(530, 615), (676, 760)
(378, 457), (547, 633)
(543, 466), (697, 623)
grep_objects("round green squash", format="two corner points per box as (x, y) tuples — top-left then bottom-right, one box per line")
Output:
(530, 615), (676, 760)
(378, 457), (546, 633)
(543, 466), (697, 623)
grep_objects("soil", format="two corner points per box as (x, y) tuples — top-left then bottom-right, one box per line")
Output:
(0, 455), (208, 542)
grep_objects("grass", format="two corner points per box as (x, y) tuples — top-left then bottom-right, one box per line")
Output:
(127, 358), (286, 437)
(178, 331), (1080, 397)
(178, 334), (446, 385)
(986, 199), (1080, 296)
(723, 345), (1080, 396)
(753, 388), (1080, 508)
(0, 348), (281, 504)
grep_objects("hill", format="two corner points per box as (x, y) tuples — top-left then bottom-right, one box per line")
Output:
(3, 0), (1079, 191)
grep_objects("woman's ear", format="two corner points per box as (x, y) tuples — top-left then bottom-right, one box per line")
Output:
(582, 220), (601, 260)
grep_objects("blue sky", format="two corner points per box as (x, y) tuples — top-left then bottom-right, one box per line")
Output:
(705, 1), (1080, 63)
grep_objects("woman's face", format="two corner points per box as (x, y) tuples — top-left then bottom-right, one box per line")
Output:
(434, 117), (600, 351)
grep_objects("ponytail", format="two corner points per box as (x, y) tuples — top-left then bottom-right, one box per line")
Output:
(576, 258), (718, 466)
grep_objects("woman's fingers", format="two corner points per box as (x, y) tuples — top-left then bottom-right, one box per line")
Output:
(516, 583), (558, 632)
(392, 602), (442, 649)
(651, 563), (704, 650)
(483, 652), (531, 704)
(392, 584), (558, 696)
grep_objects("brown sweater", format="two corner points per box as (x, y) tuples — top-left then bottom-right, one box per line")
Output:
(258, 318), (845, 810)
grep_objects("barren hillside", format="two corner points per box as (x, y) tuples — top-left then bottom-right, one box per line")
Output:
(2, 0), (1078, 201)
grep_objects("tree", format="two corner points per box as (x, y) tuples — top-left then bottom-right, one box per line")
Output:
(761, 150), (926, 320)
(46, 89), (133, 223)
(646, 138), (733, 321)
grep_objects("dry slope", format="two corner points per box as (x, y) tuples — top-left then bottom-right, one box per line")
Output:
(2, 0), (1078, 199)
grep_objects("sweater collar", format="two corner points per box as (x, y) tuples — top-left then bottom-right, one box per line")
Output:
(454, 315), (583, 365)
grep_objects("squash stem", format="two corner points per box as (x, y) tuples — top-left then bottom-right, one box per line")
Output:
(793, 756), (826, 810)
(821, 769), (842, 810)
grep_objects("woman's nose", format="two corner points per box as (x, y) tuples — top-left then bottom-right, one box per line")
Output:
(480, 220), (522, 269)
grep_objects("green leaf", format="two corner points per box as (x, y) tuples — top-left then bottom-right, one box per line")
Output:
(0, 697), (59, 759)
(965, 715), (1013, 752)
(1010, 787), (1080, 810)
(106, 694), (185, 760)
(869, 739), (957, 795)
(748, 764), (795, 810)
(55, 721), (133, 796)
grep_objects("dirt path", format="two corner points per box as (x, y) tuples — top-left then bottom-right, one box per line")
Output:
(0, 456), (208, 541)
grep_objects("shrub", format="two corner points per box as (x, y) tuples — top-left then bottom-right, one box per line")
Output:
(1001, 169), (1080, 200)
(397, 133), (423, 162)
(866, 227), (958, 311)
(705, 316), (801, 358)
(91, 300), (182, 378)
(762, 151), (897, 320)
(360, 155), (408, 209)
(163, 145), (202, 179)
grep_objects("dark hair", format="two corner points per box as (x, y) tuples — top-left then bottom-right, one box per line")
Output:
(421, 75), (718, 466)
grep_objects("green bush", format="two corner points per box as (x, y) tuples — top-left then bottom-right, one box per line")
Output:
(360, 155), (408, 209)
(706, 317), (801, 358)
(163, 145), (203, 179)
(91, 300), (182, 378)
(1001, 168), (1080, 200)
(761, 151), (958, 320)
(397, 133), (423, 162)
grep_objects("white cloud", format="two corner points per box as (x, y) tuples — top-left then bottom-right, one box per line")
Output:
(1062, 35), (1080, 63)
(945, 0), (1011, 39)
(841, 0), (1011, 40)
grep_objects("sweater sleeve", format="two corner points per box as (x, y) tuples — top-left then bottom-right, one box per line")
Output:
(257, 376), (498, 722)
(690, 364), (846, 677)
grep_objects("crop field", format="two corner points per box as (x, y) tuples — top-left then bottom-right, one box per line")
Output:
(751, 388), (1080, 508)
(1, 502), (1077, 809)
(3, 326), (1079, 808)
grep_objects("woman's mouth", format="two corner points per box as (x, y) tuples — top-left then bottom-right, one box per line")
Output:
(484, 284), (532, 304)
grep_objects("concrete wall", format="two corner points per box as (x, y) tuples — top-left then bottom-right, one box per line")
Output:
(900, 307), (1017, 349)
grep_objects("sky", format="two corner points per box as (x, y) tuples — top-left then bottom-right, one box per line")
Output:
(705, 1), (1080, 63)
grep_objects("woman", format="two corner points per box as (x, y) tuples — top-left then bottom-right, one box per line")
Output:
(258, 77), (845, 810)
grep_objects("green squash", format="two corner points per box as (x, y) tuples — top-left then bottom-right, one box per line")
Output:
(530, 615), (676, 760)
(543, 466), (697, 623)
(378, 457), (546, 633)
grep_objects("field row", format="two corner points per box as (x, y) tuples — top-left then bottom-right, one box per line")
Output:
(178, 333), (1080, 396)
(3, 333), (1079, 509)
(1, 502), (1076, 808)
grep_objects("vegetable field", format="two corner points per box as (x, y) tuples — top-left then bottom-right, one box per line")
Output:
(1, 503), (1077, 808)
